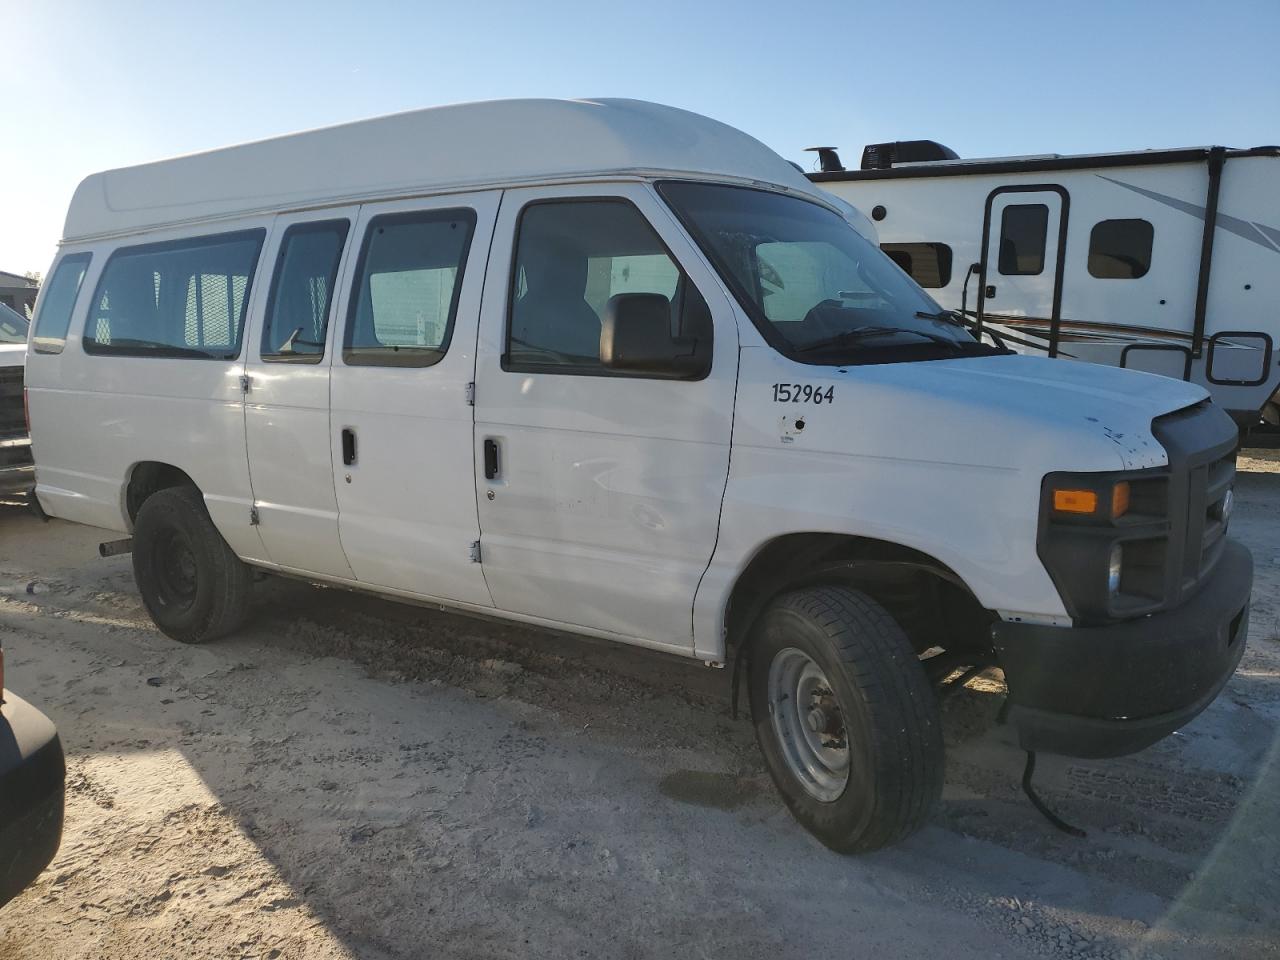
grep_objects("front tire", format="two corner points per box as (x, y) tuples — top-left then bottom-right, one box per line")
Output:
(748, 585), (943, 852)
(132, 486), (252, 644)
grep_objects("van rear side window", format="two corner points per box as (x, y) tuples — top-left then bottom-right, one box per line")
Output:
(31, 253), (91, 354)
(344, 210), (476, 367)
(83, 230), (265, 359)
(262, 220), (350, 362)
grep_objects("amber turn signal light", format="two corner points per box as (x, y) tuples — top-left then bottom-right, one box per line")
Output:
(1052, 489), (1098, 514)
(1111, 481), (1131, 519)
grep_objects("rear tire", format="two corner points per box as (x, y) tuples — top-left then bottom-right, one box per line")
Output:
(132, 486), (252, 644)
(748, 585), (943, 852)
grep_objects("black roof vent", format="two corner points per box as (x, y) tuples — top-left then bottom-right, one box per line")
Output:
(860, 140), (959, 170)
(804, 146), (845, 173)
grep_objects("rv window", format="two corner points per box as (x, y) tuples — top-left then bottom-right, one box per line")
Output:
(84, 231), (265, 359)
(880, 242), (953, 288)
(506, 199), (711, 378)
(31, 253), (91, 354)
(262, 220), (350, 362)
(1088, 219), (1153, 279)
(344, 209), (476, 367)
(997, 204), (1048, 276)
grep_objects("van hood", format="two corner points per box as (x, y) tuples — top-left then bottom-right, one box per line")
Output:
(737, 348), (1212, 474)
(847, 353), (1208, 470)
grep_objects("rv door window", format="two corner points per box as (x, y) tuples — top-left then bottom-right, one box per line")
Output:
(881, 242), (953, 288)
(997, 204), (1049, 276)
(344, 210), (476, 367)
(262, 220), (350, 362)
(84, 230), (265, 359)
(1088, 219), (1153, 279)
(31, 252), (91, 354)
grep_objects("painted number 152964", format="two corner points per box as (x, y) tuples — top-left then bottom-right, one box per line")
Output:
(772, 383), (835, 404)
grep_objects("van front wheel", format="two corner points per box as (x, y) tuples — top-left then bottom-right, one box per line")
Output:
(748, 586), (943, 852)
(132, 486), (252, 644)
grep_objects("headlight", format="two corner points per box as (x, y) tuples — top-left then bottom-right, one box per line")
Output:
(1217, 488), (1233, 526)
(1108, 543), (1123, 596)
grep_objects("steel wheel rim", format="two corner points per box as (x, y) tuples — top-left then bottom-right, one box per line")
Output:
(767, 647), (851, 802)
(153, 528), (198, 611)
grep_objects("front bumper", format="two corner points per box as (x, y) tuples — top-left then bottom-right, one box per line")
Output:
(0, 690), (66, 908)
(993, 539), (1252, 758)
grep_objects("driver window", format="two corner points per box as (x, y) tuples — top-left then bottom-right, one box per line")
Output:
(506, 199), (711, 375)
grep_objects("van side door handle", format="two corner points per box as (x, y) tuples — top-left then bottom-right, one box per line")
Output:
(483, 438), (500, 480)
(341, 428), (357, 466)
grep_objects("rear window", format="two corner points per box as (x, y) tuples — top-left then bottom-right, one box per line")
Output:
(84, 230), (265, 359)
(31, 253), (91, 353)
(881, 242), (953, 288)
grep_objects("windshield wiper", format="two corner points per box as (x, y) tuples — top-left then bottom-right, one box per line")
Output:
(917, 309), (1009, 349)
(796, 325), (963, 354)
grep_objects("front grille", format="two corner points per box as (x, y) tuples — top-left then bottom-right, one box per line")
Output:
(1199, 452), (1235, 579)
(0, 365), (24, 439)
(1152, 400), (1240, 608)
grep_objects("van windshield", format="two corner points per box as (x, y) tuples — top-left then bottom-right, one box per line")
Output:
(659, 182), (1002, 364)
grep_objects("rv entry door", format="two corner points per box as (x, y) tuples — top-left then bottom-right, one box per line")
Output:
(978, 186), (1068, 357)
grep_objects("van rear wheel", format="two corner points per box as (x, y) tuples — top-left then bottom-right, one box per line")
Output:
(132, 486), (252, 644)
(748, 585), (943, 852)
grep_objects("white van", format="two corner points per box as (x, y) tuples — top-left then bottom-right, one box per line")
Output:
(25, 99), (1251, 851)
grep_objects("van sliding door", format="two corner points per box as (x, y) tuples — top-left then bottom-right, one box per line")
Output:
(327, 192), (499, 606)
(242, 206), (360, 579)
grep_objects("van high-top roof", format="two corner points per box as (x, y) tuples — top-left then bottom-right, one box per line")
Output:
(63, 98), (823, 243)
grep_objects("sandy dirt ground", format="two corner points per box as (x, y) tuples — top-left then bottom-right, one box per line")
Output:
(0, 456), (1277, 960)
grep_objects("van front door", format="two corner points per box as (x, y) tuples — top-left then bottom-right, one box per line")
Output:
(978, 187), (1068, 357)
(328, 192), (499, 606)
(472, 184), (737, 652)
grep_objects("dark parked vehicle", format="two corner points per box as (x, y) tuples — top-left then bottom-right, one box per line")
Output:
(0, 646), (65, 908)
(0, 302), (33, 496)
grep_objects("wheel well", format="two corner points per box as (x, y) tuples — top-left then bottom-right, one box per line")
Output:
(125, 462), (198, 524)
(725, 533), (995, 661)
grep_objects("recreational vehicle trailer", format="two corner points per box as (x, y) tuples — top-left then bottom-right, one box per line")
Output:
(809, 143), (1280, 425)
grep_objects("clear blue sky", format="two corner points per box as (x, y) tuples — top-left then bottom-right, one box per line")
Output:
(3, 0), (1277, 276)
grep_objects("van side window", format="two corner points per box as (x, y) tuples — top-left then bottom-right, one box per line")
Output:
(880, 242), (953, 288)
(997, 204), (1048, 276)
(1088, 219), (1153, 279)
(83, 230), (265, 359)
(262, 220), (350, 362)
(506, 199), (712, 377)
(31, 253), (91, 354)
(344, 210), (476, 367)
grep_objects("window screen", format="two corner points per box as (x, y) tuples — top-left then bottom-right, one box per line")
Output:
(880, 242), (953, 288)
(997, 204), (1049, 276)
(84, 231), (264, 358)
(262, 220), (349, 361)
(32, 253), (91, 353)
(344, 210), (475, 367)
(507, 199), (711, 376)
(1088, 219), (1153, 279)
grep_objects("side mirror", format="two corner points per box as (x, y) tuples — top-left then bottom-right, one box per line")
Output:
(599, 293), (705, 377)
